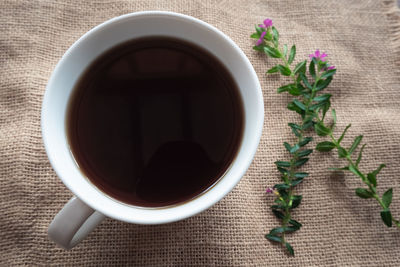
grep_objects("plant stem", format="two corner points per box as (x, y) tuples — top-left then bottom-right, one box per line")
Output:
(327, 132), (400, 229)
(278, 53), (321, 243)
(279, 52), (297, 245)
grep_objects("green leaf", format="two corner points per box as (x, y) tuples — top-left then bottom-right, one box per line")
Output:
(290, 195), (302, 209)
(293, 99), (306, 111)
(274, 198), (285, 205)
(316, 141), (336, 152)
(349, 165), (364, 179)
(299, 72), (312, 89)
(253, 45), (264, 51)
(291, 178), (304, 186)
(278, 189), (288, 199)
(283, 44), (288, 58)
(287, 102), (305, 115)
(288, 45), (296, 64)
(272, 209), (284, 219)
(283, 142), (292, 152)
(296, 82), (306, 92)
(310, 100), (329, 111)
(289, 219), (302, 229)
(294, 172), (309, 178)
(314, 94), (332, 102)
(314, 122), (331, 136)
(367, 173), (377, 187)
(270, 227), (297, 235)
(381, 209), (392, 227)
(332, 109), (337, 128)
(264, 45), (282, 58)
(315, 77), (332, 91)
(288, 123), (301, 130)
(348, 135), (363, 155)
(290, 144), (300, 153)
(255, 25), (264, 35)
(294, 158), (309, 167)
(293, 60), (306, 74)
(277, 65), (292, 76)
(265, 234), (283, 243)
(355, 188), (373, 199)
(275, 185), (290, 192)
(297, 149), (313, 157)
(321, 69), (336, 79)
(288, 123), (301, 137)
(272, 26), (279, 47)
(338, 147), (347, 158)
(277, 83), (295, 93)
(285, 242), (294, 256)
(265, 30), (273, 41)
(366, 164), (386, 187)
(299, 137), (313, 147)
(250, 33), (259, 39)
(382, 188), (393, 208)
(274, 184), (290, 190)
(338, 124), (351, 143)
(275, 161), (291, 168)
(319, 60), (327, 69)
(302, 120), (314, 130)
(322, 100), (331, 120)
(309, 59), (316, 79)
(310, 101), (331, 116)
(372, 164), (386, 177)
(278, 83), (304, 96)
(355, 144), (366, 167)
(267, 65), (279, 74)
(288, 86), (302, 96)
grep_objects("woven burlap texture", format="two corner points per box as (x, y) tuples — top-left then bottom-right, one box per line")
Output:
(1, 0), (400, 266)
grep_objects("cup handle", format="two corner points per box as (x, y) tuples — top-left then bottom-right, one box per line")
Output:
(48, 196), (106, 249)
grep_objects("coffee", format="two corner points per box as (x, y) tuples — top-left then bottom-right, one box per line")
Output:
(66, 36), (244, 207)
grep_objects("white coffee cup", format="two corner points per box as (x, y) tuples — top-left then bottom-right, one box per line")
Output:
(42, 11), (263, 250)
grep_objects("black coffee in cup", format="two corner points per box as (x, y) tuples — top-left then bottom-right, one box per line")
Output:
(66, 37), (244, 207)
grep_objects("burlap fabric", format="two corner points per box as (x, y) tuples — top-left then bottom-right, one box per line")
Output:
(1, 0), (400, 266)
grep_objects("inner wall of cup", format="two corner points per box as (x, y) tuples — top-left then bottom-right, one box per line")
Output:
(44, 12), (262, 222)
(64, 13), (259, 158)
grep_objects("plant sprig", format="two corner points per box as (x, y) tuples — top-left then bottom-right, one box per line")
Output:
(315, 121), (400, 229)
(251, 19), (399, 256)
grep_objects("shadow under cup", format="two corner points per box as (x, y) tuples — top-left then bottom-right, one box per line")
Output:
(42, 12), (263, 225)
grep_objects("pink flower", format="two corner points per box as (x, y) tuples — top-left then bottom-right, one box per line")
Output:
(322, 65), (336, 71)
(266, 187), (274, 194)
(259, 18), (273, 28)
(256, 31), (266, 45)
(309, 49), (328, 62)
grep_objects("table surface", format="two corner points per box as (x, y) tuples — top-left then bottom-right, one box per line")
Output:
(1, 0), (400, 266)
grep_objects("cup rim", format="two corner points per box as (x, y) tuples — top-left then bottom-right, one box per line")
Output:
(42, 11), (264, 224)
